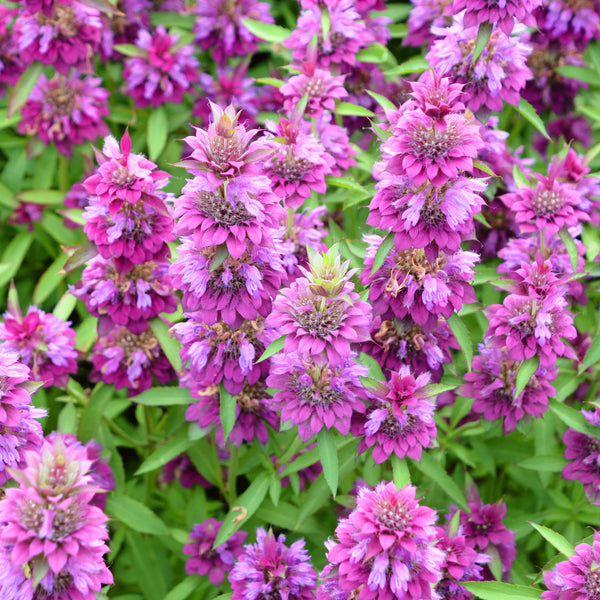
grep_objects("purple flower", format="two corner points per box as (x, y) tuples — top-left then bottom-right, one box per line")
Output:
(362, 235), (478, 332)
(463, 344), (557, 434)
(264, 118), (335, 208)
(18, 72), (109, 157)
(368, 173), (486, 256)
(184, 519), (247, 585)
(0, 305), (77, 388)
(0, 434), (112, 600)
(445, 0), (541, 35)
(280, 63), (348, 117)
(267, 353), (368, 441)
(185, 380), (279, 447)
(534, 0), (600, 50)
(123, 26), (199, 108)
(315, 113), (357, 175)
(90, 324), (174, 395)
(162, 453), (211, 489)
(15, 2), (103, 74)
(0, 6), (25, 94)
(353, 365), (437, 463)
(427, 16), (532, 114)
(318, 482), (444, 600)
(405, 0), (448, 47)
(542, 532), (600, 600)
(229, 528), (317, 600)
(193, 0), (274, 65)
(170, 237), (286, 327)
(71, 257), (177, 334)
(0, 347), (45, 485)
(173, 317), (268, 395)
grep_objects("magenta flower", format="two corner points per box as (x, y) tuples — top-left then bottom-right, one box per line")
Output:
(318, 482), (444, 600)
(362, 235), (478, 332)
(0, 434), (112, 600)
(184, 519), (247, 585)
(15, 2), (103, 74)
(173, 317), (268, 395)
(185, 380), (279, 447)
(368, 174), (486, 256)
(18, 72), (109, 157)
(0, 6), (25, 93)
(405, 0), (447, 47)
(264, 118), (335, 208)
(316, 113), (357, 175)
(384, 108), (483, 187)
(427, 16), (532, 114)
(266, 275), (372, 367)
(123, 26), (199, 108)
(90, 325), (174, 395)
(267, 353), (368, 441)
(71, 257), (177, 334)
(170, 237), (286, 327)
(0, 348), (45, 485)
(445, 0), (541, 35)
(193, 0), (274, 65)
(162, 453), (210, 489)
(534, 0), (600, 50)
(0, 305), (77, 388)
(463, 344), (557, 434)
(229, 528), (317, 600)
(280, 63), (348, 116)
(353, 365), (437, 463)
(502, 173), (588, 236)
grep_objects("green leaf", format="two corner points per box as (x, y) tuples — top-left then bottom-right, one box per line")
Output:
(213, 472), (270, 547)
(210, 243), (229, 272)
(357, 352), (385, 381)
(18, 189), (65, 205)
(325, 175), (369, 193)
(518, 455), (567, 472)
(113, 43), (147, 57)
(52, 291), (77, 321)
(135, 427), (193, 475)
(78, 0), (122, 14)
(78, 384), (113, 442)
(447, 313), (473, 371)
(0, 181), (17, 209)
(366, 89), (396, 112)
(318, 429), (339, 497)
(389, 23), (408, 39)
(147, 105), (168, 161)
(422, 383), (459, 397)
(548, 398), (600, 439)
(134, 386), (192, 406)
(220, 383), (237, 443)
(580, 331), (600, 373)
(473, 161), (496, 178)
(33, 254), (67, 305)
(472, 22), (492, 63)
(529, 522), (575, 557)
(0, 232), (33, 288)
(106, 494), (170, 535)
(188, 441), (222, 488)
(63, 242), (99, 273)
(254, 77), (284, 88)
(413, 452), (468, 511)
(371, 232), (394, 275)
(256, 335), (287, 363)
(558, 227), (580, 272)
(462, 581), (541, 600)
(8, 62), (43, 118)
(334, 101), (375, 117)
(163, 577), (198, 600)
(150, 317), (182, 372)
(241, 18), (291, 43)
(392, 455), (410, 488)
(384, 58), (429, 76)
(512, 164), (530, 189)
(515, 356), (540, 400)
(356, 43), (388, 63)
(517, 98), (551, 141)
(555, 65), (600, 85)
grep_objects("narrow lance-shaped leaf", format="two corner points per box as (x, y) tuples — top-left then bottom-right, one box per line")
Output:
(514, 356), (540, 400)
(318, 428), (339, 497)
(447, 313), (473, 371)
(241, 18), (291, 43)
(529, 522), (575, 557)
(256, 335), (287, 363)
(371, 232), (394, 275)
(518, 98), (551, 141)
(472, 22), (492, 62)
(8, 62), (43, 118)
(220, 383), (237, 443)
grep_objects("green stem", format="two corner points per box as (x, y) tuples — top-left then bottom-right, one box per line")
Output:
(287, 206), (295, 238)
(105, 418), (145, 448)
(227, 444), (239, 505)
(58, 155), (69, 192)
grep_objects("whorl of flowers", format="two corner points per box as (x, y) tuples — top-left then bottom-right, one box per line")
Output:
(445, 0), (541, 35)
(318, 482), (445, 600)
(14, 2), (103, 74)
(183, 518), (247, 585)
(426, 15), (532, 114)
(534, 0), (600, 50)
(0, 303), (77, 388)
(353, 365), (437, 463)
(0, 433), (113, 600)
(0, 347), (45, 485)
(18, 72), (109, 157)
(193, 0), (274, 65)
(122, 26), (199, 108)
(542, 532), (600, 600)
(229, 528), (317, 600)
(266, 245), (372, 366)
(267, 352), (368, 441)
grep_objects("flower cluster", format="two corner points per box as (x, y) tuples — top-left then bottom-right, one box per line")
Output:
(0, 434), (113, 600)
